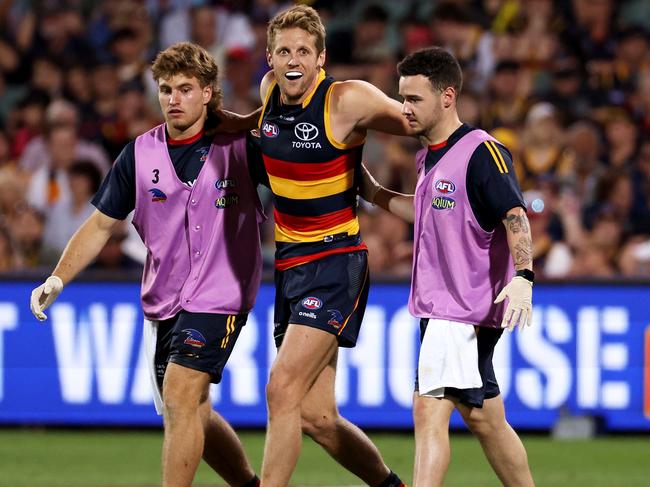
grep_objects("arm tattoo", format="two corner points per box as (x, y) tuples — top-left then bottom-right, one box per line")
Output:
(505, 214), (529, 234)
(513, 236), (533, 267)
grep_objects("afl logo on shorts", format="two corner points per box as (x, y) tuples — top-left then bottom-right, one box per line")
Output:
(434, 179), (456, 194)
(262, 122), (279, 138)
(302, 297), (322, 310)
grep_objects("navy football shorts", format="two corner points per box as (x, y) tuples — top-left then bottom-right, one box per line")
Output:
(415, 319), (504, 408)
(154, 310), (247, 389)
(273, 251), (369, 348)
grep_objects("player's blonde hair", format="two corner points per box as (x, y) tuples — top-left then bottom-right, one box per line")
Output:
(267, 5), (326, 54)
(151, 42), (222, 112)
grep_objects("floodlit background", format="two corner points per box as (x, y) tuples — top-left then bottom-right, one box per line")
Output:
(0, 0), (649, 485)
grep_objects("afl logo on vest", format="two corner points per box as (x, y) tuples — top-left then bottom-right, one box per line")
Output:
(215, 178), (237, 190)
(434, 179), (456, 194)
(293, 123), (321, 149)
(262, 122), (279, 138)
(431, 196), (456, 210)
(301, 296), (322, 310)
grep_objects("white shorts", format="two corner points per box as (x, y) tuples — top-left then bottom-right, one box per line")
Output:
(417, 318), (483, 397)
(143, 319), (164, 415)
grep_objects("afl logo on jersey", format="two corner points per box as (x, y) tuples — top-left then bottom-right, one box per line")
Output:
(435, 179), (456, 194)
(262, 122), (279, 138)
(301, 296), (322, 310)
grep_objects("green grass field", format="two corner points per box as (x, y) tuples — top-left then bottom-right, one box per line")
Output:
(0, 429), (648, 487)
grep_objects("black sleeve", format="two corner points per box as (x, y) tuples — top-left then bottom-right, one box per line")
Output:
(246, 131), (270, 188)
(467, 141), (525, 232)
(91, 142), (136, 220)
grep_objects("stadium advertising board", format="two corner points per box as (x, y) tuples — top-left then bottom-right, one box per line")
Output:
(0, 282), (649, 431)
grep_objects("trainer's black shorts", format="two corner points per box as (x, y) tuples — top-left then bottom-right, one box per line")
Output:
(273, 251), (369, 348)
(154, 310), (247, 389)
(415, 319), (503, 408)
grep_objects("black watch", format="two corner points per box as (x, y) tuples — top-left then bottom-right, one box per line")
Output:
(516, 269), (535, 283)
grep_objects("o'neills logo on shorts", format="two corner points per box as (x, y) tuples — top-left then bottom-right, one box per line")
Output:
(215, 194), (239, 208)
(431, 196), (456, 210)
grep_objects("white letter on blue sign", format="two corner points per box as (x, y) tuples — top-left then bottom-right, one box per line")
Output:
(0, 303), (18, 402)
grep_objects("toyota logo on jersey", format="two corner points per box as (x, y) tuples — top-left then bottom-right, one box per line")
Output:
(294, 122), (319, 141)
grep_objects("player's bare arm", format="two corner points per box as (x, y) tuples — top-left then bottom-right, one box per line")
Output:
(329, 80), (415, 141)
(503, 206), (533, 271)
(52, 210), (121, 284)
(31, 210), (120, 321)
(214, 107), (263, 132)
(359, 163), (414, 223)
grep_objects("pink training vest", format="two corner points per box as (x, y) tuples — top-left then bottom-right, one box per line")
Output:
(132, 124), (265, 320)
(408, 129), (514, 328)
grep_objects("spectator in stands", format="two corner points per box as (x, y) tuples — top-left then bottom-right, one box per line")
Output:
(25, 123), (108, 213)
(8, 90), (50, 159)
(563, 120), (605, 206)
(8, 205), (58, 267)
(43, 160), (102, 253)
(20, 99), (110, 174)
(600, 107), (640, 168)
(0, 223), (22, 273)
(481, 60), (530, 130)
(518, 102), (574, 191)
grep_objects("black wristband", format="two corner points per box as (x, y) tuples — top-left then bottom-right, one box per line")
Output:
(516, 269), (535, 283)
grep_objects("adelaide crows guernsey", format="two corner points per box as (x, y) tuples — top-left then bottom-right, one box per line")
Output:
(259, 70), (367, 270)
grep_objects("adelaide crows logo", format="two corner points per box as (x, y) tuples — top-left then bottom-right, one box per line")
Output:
(149, 188), (167, 202)
(327, 309), (344, 329)
(182, 329), (206, 348)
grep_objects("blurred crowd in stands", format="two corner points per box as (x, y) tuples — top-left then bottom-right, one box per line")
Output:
(1, 0), (650, 280)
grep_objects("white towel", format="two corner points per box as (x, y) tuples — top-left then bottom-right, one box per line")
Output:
(143, 319), (164, 415)
(418, 318), (483, 397)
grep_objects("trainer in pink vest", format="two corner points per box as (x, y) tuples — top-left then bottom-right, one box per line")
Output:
(408, 129), (514, 328)
(132, 124), (265, 320)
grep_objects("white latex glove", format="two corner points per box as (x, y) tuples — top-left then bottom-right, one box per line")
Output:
(494, 276), (533, 331)
(359, 162), (383, 205)
(30, 276), (64, 322)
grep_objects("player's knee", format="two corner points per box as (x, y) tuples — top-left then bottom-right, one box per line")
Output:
(266, 369), (298, 413)
(162, 382), (208, 421)
(464, 412), (501, 439)
(300, 409), (337, 440)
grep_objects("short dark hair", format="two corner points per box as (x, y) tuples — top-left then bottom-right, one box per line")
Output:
(69, 160), (103, 195)
(397, 46), (462, 94)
